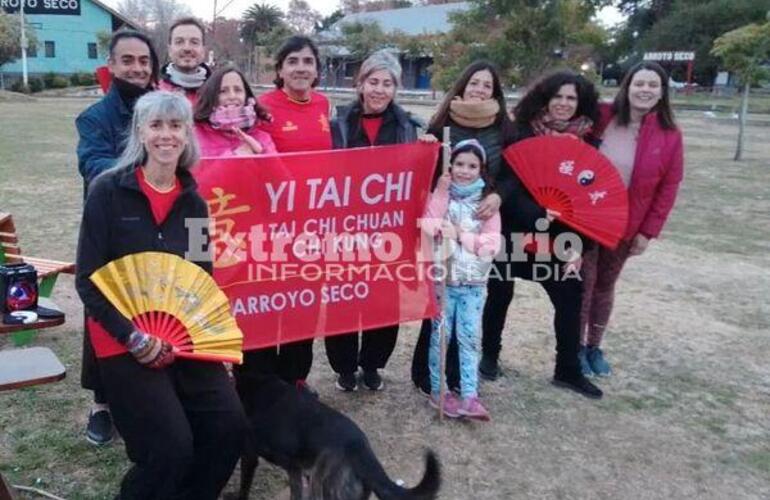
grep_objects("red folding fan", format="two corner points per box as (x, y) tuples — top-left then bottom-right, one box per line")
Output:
(503, 135), (628, 249)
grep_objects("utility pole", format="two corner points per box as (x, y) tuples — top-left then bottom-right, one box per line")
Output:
(212, 0), (218, 36)
(20, 0), (29, 88)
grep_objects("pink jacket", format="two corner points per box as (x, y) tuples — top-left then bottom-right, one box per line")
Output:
(194, 122), (277, 158)
(424, 184), (502, 258)
(598, 103), (684, 240)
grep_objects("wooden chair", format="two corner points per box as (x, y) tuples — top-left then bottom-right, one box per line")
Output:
(0, 212), (75, 345)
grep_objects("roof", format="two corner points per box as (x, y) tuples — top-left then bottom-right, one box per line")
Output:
(323, 2), (470, 38)
(91, 0), (141, 30)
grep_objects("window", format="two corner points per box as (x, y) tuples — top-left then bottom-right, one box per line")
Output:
(88, 43), (97, 59)
(45, 41), (55, 58)
(27, 44), (37, 58)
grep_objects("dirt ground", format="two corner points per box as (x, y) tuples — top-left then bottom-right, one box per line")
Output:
(0, 97), (768, 500)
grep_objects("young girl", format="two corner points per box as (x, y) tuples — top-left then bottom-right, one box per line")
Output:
(193, 66), (277, 157)
(424, 139), (502, 421)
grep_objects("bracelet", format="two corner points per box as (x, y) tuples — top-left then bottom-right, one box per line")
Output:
(126, 331), (150, 354)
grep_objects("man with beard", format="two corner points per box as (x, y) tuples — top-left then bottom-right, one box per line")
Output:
(75, 29), (159, 445)
(159, 17), (210, 105)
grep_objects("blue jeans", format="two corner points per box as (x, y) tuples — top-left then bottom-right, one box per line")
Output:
(430, 284), (486, 399)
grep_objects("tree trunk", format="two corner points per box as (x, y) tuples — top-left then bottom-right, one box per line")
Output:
(735, 81), (749, 161)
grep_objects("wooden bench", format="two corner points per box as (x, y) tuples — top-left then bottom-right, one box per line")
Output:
(0, 346), (67, 500)
(0, 212), (74, 345)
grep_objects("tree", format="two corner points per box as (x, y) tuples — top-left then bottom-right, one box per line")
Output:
(340, 21), (391, 61)
(241, 3), (290, 81)
(639, 0), (770, 84)
(711, 17), (770, 160)
(286, 0), (322, 34)
(0, 12), (38, 89)
(241, 2), (285, 45)
(207, 18), (249, 67)
(316, 9), (345, 33)
(431, 0), (608, 90)
(117, 0), (193, 63)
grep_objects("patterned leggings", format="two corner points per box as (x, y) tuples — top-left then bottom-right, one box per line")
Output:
(580, 240), (632, 346)
(430, 284), (486, 399)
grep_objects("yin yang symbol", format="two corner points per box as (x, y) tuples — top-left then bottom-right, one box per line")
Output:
(577, 170), (595, 186)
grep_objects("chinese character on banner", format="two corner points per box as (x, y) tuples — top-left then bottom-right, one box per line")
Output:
(207, 187), (251, 268)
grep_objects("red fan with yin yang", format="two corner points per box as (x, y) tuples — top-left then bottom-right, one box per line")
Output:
(503, 135), (628, 249)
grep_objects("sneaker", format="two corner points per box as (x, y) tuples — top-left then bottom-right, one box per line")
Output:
(458, 396), (491, 421)
(428, 392), (461, 418)
(362, 369), (384, 391)
(586, 346), (612, 377)
(86, 409), (114, 446)
(478, 356), (500, 381)
(552, 374), (603, 399)
(335, 372), (358, 392)
(578, 346), (593, 377)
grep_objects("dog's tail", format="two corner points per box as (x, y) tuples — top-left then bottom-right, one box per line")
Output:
(352, 445), (441, 500)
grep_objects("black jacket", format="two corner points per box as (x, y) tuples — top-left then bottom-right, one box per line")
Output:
(331, 100), (422, 149)
(75, 164), (211, 344)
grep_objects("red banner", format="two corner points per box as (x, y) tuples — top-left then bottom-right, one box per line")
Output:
(192, 143), (440, 350)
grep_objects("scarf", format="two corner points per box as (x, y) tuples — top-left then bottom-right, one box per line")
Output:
(450, 177), (485, 200)
(530, 112), (594, 138)
(449, 98), (500, 129)
(165, 64), (208, 89)
(210, 98), (258, 130)
(113, 77), (151, 108)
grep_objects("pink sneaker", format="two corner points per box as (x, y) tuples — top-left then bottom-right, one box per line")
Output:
(428, 392), (461, 418)
(458, 396), (491, 421)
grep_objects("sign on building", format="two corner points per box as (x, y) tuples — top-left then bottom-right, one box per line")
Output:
(1, 0), (81, 16)
(643, 51), (696, 62)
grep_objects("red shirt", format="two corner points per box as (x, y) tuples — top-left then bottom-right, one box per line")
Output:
(362, 116), (383, 145)
(88, 169), (182, 358)
(136, 168), (182, 225)
(257, 89), (332, 152)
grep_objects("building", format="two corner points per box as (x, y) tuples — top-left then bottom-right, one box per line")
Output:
(317, 2), (470, 90)
(1, 0), (138, 80)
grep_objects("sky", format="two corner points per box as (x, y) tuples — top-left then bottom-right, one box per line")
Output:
(102, 1), (625, 27)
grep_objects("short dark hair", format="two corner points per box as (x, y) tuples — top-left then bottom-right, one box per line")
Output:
(168, 17), (206, 45)
(273, 36), (321, 88)
(194, 66), (270, 123)
(513, 70), (600, 127)
(108, 29), (160, 85)
(612, 61), (676, 130)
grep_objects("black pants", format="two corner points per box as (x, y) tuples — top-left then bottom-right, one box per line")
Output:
(99, 355), (247, 500)
(482, 259), (583, 378)
(325, 324), (399, 374)
(81, 316), (107, 404)
(411, 318), (460, 389)
(238, 339), (314, 385)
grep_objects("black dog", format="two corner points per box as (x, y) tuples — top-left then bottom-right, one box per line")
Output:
(234, 373), (440, 500)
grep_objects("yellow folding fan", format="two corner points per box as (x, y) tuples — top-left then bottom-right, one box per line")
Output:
(89, 252), (243, 364)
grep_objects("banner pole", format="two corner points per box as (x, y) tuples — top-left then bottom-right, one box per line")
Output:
(438, 126), (451, 421)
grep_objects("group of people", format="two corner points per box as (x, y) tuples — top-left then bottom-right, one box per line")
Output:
(72, 16), (683, 499)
